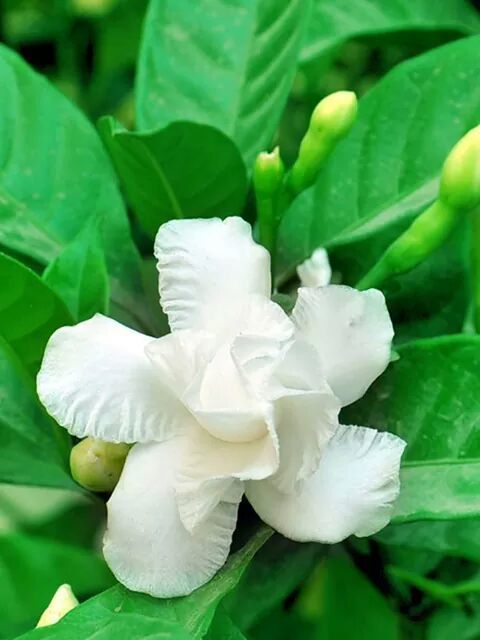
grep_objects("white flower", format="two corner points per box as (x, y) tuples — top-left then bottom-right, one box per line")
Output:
(297, 247), (332, 287)
(37, 217), (405, 598)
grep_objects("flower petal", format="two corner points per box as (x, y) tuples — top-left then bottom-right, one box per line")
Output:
(292, 286), (394, 406)
(37, 314), (188, 443)
(246, 424), (406, 543)
(176, 419), (277, 532)
(154, 217), (271, 337)
(104, 438), (240, 598)
(296, 248), (332, 288)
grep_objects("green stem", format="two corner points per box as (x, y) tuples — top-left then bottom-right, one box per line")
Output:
(471, 207), (480, 333)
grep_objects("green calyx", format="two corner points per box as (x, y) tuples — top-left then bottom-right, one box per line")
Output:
(70, 437), (130, 492)
(287, 91), (358, 196)
(357, 126), (480, 291)
(253, 147), (285, 197)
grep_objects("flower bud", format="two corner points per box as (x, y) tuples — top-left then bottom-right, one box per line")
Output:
(70, 437), (130, 492)
(253, 147), (285, 197)
(440, 125), (480, 211)
(310, 91), (358, 140)
(36, 584), (78, 628)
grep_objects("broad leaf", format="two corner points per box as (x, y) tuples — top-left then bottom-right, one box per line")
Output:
(18, 526), (272, 640)
(0, 533), (114, 638)
(136, 0), (310, 164)
(98, 117), (247, 238)
(43, 219), (109, 322)
(277, 36), (480, 280)
(0, 45), (148, 330)
(205, 607), (247, 640)
(300, 0), (480, 65)
(345, 335), (480, 522)
(0, 252), (73, 375)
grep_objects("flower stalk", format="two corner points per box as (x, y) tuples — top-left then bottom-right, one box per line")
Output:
(357, 126), (480, 291)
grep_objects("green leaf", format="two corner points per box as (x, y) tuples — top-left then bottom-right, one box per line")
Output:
(0, 533), (114, 638)
(205, 607), (247, 640)
(225, 536), (323, 632)
(427, 603), (480, 640)
(0, 45), (148, 331)
(17, 526), (272, 640)
(296, 553), (400, 639)
(43, 219), (110, 322)
(277, 36), (480, 280)
(0, 252), (73, 375)
(0, 334), (74, 489)
(300, 0), (480, 65)
(98, 117), (247, 238)
(136, 0), (310, 164)
(345, 335), (480, 522)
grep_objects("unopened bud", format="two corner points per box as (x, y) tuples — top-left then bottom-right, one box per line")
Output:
(70, 438), (130, 492)
(253, 147), (285, 197)
(36, 584), (78, 628)
(310, 91), (358, 140)
(440, 125), (480, 211)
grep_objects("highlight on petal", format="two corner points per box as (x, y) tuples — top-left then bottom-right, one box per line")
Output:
(104, 438), (240, 598)
(154, 217), (271, 338)
(37, 314), (189, 443)
(292, 285), (394, 406)
(246, 424), (406, 544)
(296, 248), (332, 288)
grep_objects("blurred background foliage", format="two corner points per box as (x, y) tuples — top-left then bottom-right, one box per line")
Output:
(2, 0), (480, 638)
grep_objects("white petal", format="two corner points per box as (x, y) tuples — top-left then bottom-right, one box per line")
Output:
(104, 439), (240, 598)
(292, 286), (393, 406)
(37, 314), (188, 443)
(155, 217), (271, 338)
(296, 248), (332, 288)
(246, 424), (406, 543)
(176, 420), (277, 532)
(267, 340), (340, 493)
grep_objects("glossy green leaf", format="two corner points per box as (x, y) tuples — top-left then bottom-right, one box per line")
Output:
(277, 36), (480, 280)
(0, 45), (148, 330)
(345, 335), (480, 522)
(300, 0), (480, 65)
(136, 0), (310, 164)
(0, 252), (73, 375)
(427, 603), (480, 640)
(0, 533), (114, 638)
(0, 334), (73, 489)
(98, 117), (247, 238)
(205, 607), (247, 640)
(17, 526), (272, 640)
(43, 219), (109, 322)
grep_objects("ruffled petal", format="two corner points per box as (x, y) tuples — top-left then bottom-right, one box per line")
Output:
(154, 217), (271, 338)
(176, 419), (277, 532)
(37, 314), (188, 443)
(246, 424), (406, 543)
(104, 439), (240, 598)
(296, 248), (332, 288)
(292, 286), (393, 406)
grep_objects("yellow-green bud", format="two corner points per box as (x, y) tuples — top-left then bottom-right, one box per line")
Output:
(253, 147), (285, 197)
(36, 584), (78, 628)
(310, 91), (358, 140)
(288, 91), (357, 195)
(440, 125), (480, 211)
(70, 438), (130, 492)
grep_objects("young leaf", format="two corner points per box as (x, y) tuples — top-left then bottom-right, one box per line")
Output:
(0, 45), (147, 330)
(0, 252), (73, 375)
(98, 117), (247, 238)
(17, 526), (272, 640)
(0, 533), (114, 638)
(136, 0), (311, 164)
(345, 335), (480, 522)
(300, 0), (480, 65)
(277, 35), (480, 279)
(43, 219), (110, 322)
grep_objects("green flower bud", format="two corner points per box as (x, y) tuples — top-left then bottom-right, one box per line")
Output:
(253, 147), (285, 197)
(440, 125), (480, 211)
(287, 91), (357, 196)
(36, 584), (78, 628)
(70, 437), (130, 492)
